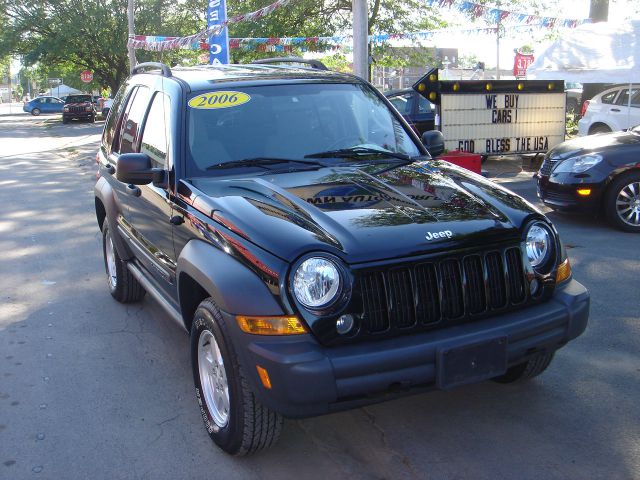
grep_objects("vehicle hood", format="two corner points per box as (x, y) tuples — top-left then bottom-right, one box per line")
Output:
(549, 130), (640, 159)
(190, 161), (538, 263)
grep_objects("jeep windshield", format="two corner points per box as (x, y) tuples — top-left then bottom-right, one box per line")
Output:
(66, 95), (92, 103)
(186, 83), (422, 177)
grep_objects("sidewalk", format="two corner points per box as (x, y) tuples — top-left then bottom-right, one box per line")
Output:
(0, 102), (26, 116)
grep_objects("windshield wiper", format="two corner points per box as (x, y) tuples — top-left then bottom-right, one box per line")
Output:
(304, 146), (416, 162)
(206, 157), (326, 170)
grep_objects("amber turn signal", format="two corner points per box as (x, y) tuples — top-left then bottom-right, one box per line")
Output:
(236, 315), (307, 335)
(577, 188), (592, 196)
(256, 365), (272, 389)
(556, 258), (572, 283)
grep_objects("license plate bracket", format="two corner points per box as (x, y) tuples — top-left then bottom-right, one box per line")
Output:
(437, 337), (508, 389)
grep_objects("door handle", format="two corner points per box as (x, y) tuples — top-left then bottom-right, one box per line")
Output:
(611, 108), (621, 112)
(126, 184), (141, 197)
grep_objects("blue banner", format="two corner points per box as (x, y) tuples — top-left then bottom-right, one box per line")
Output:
(207, 0), (229, 64)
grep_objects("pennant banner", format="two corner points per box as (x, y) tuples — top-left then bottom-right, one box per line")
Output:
(131, 21), (584, 53)
(128, 0), (299, 51)
(425, 0), (589, 27)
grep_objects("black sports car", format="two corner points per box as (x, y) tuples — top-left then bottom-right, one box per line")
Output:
(536, 125), (640, 232)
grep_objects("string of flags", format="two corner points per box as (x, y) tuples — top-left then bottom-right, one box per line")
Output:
(425, 0), (589, 28)
(128, 0), (588, 52)
(128, 0), (299, 51)
(131, 22), (572, 53)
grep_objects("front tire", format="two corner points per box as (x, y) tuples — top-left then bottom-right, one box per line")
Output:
(102, 223), (145, 302)
(605, 172), (640, 232)
(191, 299), (283, 455)
(31, 108), (41, 116)
(493, 352), (555, 383)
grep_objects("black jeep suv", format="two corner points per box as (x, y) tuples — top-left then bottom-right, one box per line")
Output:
(94, 61), (589, 456)
(63, 94), (96, 123)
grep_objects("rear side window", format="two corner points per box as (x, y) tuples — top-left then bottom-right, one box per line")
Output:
(118, 86), (151, 154)
(616, 88), (640, 107)
(600, 91), (617, 104)
(103, 85), (128, 153)
(140, 93), (171, 169)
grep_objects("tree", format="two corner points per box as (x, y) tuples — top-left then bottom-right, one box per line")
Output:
(0, 0), (203, 92)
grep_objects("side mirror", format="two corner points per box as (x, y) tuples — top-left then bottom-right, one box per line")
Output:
(421, 130), (445, 158)
(116, 153), (156, 185)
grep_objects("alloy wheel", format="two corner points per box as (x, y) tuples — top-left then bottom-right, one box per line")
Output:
(198, 329), (230, 427)
(615, 181), (640, 226)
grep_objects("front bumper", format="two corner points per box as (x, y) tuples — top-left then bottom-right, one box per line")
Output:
(537, 174), (603, 212)
(227, 279), (589, 418)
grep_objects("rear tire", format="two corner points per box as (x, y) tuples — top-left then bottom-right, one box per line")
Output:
(102, 223), (145, 303)
(589, 124), (611, 135)
(191, 299), (283, 455)
(493, 352), (555, 383)
(604, 171), (640, 232)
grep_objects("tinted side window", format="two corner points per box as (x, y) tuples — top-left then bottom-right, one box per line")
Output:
(417, 96), (435, 114)
(119, 86), (151, 154)
(140, 93), (171, 169)
(600, 91), (617, 104)
(388, 93), (413, 114)
(616, 88), (640, 107)
(103, 84), (128, 154)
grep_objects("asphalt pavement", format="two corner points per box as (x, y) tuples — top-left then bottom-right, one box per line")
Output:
(1, 112), (639, 480)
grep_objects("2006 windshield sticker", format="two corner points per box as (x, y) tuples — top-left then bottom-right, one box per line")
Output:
(188, 91), (251, 109)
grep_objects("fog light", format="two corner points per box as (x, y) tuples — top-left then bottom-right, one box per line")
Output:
(336, 314), (354, 335)
(577, 188), (591, 196)
(530, 278), (540, 295)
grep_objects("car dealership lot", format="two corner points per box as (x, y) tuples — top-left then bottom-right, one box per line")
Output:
(0, 114), (638, 479)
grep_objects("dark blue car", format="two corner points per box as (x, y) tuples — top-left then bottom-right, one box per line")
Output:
(385, 88), (436, 135)
(22, 96), (65, 116)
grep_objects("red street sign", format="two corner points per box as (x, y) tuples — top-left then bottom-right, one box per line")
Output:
(80, 70), (93, 83)
(513, 52), (534, 78)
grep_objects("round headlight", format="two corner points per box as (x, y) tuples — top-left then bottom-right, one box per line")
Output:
(525, 223), (552, 268)
(293, 257), (341, 308)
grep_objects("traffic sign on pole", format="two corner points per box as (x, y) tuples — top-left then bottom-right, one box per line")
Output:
(80, 71), (93, 83)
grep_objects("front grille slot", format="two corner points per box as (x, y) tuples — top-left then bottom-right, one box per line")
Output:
(388, 268), (416, 328)
(486, 252), (507, 308)
(415, 263), (440, 324)
(359, 246), (529, 336)
(440, 259), (464, 319)
(360, 271), (388, 333)
(506, 247), (526, 303)
(464, 255), (486, 314)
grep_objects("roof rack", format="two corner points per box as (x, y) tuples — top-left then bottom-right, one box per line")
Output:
(132, 62), (172, 77)
(251, 57), (328, 71)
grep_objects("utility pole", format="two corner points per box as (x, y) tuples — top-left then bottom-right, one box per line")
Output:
(352, 0), (369, 80)
(127, 0), (137, 73)
(495, 21), (500, 80)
